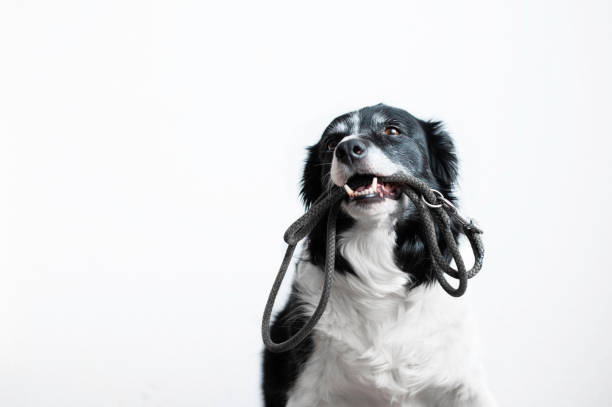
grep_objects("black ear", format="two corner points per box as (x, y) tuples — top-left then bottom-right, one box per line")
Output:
(299, 144), (323, 208)
(419, 120), (459, 195)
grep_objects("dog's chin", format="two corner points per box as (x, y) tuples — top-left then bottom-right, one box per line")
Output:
(341, 198), (401, 220)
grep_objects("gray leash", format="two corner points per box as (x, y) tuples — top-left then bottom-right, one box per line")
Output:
(261, 173), (484, 353)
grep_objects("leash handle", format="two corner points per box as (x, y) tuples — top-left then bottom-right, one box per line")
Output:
(262, 203), (340, 353)
(262, 173), (485, 351)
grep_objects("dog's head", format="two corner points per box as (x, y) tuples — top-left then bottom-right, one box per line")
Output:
(300, 104), (460, 284)
(301, 104), (458, 219)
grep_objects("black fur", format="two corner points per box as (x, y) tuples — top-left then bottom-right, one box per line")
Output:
(262, 104), (461, 406)
(262, 292), (314, 407)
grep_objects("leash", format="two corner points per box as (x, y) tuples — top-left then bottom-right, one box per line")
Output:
(261, 173), (484, 353)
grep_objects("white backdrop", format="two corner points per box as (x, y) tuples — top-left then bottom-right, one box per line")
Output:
(1, 1), (611, 406)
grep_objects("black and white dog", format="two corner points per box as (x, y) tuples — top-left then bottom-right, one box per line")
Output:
(262, 104), (496, 407)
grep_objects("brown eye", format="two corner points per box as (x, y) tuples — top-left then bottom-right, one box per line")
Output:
(327, 141), (337, 151)
(384, 127), (401, 136)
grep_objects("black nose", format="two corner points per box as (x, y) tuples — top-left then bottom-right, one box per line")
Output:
(335, 139), (368, 164)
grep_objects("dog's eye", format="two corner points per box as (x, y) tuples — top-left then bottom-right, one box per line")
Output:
(327, 141), (337, 151)
(384, 127), (401, 136)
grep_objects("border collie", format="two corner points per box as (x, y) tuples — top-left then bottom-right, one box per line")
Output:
(262, 104), (496, 407)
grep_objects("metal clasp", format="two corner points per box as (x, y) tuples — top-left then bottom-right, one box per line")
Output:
(421, 189), (451, 209)
(422, 189), (483, 234)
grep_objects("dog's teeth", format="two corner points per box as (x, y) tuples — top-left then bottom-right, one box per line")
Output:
(344, 185), (354, 196)
(372, 177), (377, 190)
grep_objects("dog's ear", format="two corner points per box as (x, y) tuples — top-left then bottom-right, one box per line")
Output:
(420, 120), (459, 194)
(300, 144), (323, 208)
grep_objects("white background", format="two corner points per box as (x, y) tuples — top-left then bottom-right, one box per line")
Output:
(1, 1), (611, 406)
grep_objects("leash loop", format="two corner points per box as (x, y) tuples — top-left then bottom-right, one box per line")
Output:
(262, 202), (341, 353)
(262, 173), (485, 352)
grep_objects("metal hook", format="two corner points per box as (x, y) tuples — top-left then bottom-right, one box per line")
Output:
(421, 189), (447, 209)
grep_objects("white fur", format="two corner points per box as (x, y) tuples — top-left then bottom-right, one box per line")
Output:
(350, 112), (360, 134)
(372, 112), (388, 126)
(332, 121), (349, 133)
(287, 211), (497, 407)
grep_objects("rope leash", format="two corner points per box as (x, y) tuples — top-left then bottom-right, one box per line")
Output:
(261, 173), (484, 353)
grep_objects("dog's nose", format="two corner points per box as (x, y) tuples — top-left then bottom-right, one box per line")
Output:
(335, 139), (368, 164)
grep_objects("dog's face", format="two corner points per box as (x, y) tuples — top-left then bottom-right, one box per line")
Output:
(301, 104), (459, 220)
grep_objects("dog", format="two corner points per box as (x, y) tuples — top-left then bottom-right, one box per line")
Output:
(262, 104), (496, 407)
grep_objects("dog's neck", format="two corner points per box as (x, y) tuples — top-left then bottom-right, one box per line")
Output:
(305, 197), (444, 289)
(337, 214), (411, 299)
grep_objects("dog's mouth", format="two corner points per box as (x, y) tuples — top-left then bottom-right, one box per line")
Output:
(343, 174), (402, 204)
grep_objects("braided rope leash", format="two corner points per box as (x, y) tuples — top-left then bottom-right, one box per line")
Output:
(261, 174), (484, 353)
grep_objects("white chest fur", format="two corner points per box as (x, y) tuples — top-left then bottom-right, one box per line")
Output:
(287, 217), (496, 407)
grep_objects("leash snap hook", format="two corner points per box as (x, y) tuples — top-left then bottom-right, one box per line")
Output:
(422, 189), (482, 234)
(421, 189), (450, 209)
